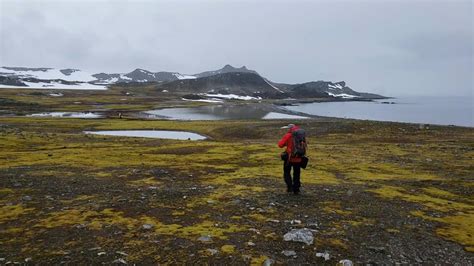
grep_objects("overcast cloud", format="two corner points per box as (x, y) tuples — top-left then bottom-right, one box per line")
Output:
(0, 0), (472, 96)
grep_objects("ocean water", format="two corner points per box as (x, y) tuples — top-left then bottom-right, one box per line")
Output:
(284, 96), (473, 127)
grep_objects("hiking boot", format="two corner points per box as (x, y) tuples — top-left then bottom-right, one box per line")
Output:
(287, 187), (293, 193)
(293, 189), (300, 195)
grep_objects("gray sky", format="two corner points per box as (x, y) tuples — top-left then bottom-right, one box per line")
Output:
(0, 0), (472, 96)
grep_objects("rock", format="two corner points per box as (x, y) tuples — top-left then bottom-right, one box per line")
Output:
(112, 258), (127, 264)
(197, 235), (212, 243)
(282, 250), (297, 257)
(206, 248), (218, 255)
(22, 195), (32, 201)
(116, 251), (128, 256)
(339, 259), (353, 266)
(74, 223), (87, 229)
(307, 222), (319, 228)
(97, 252), (106, 256)
(247, 241), (256, 246)
(24, 258), (32, 262)
(142, 224), (154, 230)
(316, 251), (330, 261)
(283, 228), (314, 245)
(290, 219), (302, 225)
(267, 219), (280, 223)
(368, 246), (385, 253)
(249, 228), (261, 234)
(262, 258), (274, 266)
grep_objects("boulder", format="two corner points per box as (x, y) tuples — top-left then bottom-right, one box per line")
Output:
(283, 228), (314, 245)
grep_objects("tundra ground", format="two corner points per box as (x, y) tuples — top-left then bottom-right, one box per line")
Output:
(0, 87), (473, 264)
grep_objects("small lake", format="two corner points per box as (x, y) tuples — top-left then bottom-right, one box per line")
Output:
(28, 112), (102, 118)
(84, 130), (207, 140)
(284, 96), (473, 127)
(144, 105), (308, 120)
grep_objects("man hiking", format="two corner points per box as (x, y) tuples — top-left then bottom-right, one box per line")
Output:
(278, 123), (307, 195)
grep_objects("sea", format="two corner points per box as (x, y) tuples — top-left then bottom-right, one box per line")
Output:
(284, 96), (473, 127)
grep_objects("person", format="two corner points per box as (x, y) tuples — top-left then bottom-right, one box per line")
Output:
(278, 123), (303, 194)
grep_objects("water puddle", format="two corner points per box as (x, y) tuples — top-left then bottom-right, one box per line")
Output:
(143, 105), (308, 120)
(84, 130), (207, 140)
(262, 112), (309, 120)
(28, 112), (102, 118)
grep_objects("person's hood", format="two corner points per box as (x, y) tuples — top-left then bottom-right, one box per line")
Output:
(288, 125), (300, 133)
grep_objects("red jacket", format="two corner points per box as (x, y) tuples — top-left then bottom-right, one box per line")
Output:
(278, 126), (302, 163)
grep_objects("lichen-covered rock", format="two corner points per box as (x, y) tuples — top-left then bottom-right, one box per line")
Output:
(283, 228), (314, 245)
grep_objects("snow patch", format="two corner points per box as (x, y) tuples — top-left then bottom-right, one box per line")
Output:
(328, 83), (343, 89)
(326, 92), (359, 99)
(202, 93), (261, 101)
(0, 81), (107, 90)
(0, 67), (96, 82)
(264, 78), (284, 93)
(182, 98), (223, 103)
(173, 73), (197, 80)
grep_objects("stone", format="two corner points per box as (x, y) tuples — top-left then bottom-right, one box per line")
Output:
(22, 196), (32, 201)
(282, 250), (297, 257)
(316, 251), (330, 261)
(262, 258), (274, 266)
(368, 246), (385, 253)
(247, 241), (256, 246)
(267, 219), (280, 223)
(97, 252), (106, 256)
(116, 251), (128, 256)
(206, 248), (218, 255)
(283, 228), (314, 245)
(339, 259), (353, 266)
(112, 258), (127, 264)
(197, 235), (212, 243)
(142, 224), (154, 230)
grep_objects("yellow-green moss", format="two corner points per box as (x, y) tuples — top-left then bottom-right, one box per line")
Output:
(0, 204), (35, 223)
(220, 244), (236, 254)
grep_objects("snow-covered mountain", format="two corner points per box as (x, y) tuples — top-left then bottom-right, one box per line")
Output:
(0, 67), (106, 90)
(0, 65), (385, 99)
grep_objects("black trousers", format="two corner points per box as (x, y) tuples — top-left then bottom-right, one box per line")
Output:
(283, 162), (301, 192)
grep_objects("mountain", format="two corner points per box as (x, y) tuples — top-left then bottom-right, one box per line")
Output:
(0, 65), (385, 99)
(92, 68), (197, 83)
(158, 72), (286, 98)
(193, 64), (257, 78)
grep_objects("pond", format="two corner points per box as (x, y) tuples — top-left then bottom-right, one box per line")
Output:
(28, 112), (103, 118)
(84, 130), (207, 140)
(143, 105), (308, 120)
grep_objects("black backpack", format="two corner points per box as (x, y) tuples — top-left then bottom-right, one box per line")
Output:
(292, 128), (307, 157)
